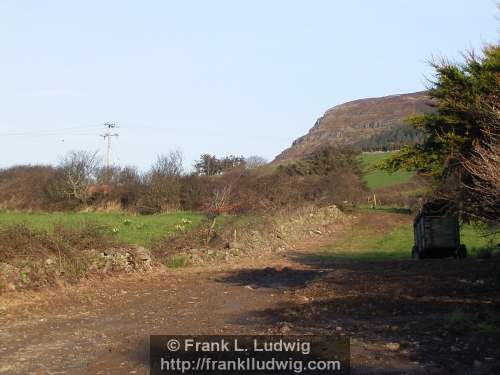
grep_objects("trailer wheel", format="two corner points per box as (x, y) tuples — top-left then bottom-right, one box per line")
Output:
(411, 246), (419, 259)
(457, 244), (467, 259)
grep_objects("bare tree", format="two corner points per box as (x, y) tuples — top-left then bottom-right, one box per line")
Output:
(139, 150), (184, 212)
(245, 155), (267, 169)
(151, 150), (183, 177)
(56, 150), (101, 203)
(460, 105), (500, 224)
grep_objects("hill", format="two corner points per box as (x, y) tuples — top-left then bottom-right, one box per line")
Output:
(274, 91), (433, 162)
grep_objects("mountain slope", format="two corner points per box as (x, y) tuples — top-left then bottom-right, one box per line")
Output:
(274, 91), (433, 162)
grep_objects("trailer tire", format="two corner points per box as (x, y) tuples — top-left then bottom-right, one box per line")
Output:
(411, 246), (419, 259)
(457, 244), (467, 259)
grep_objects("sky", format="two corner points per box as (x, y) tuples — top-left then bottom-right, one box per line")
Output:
(0, 0), (498, 171)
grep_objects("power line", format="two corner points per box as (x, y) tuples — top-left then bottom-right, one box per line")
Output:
(0, 133), (98, 137)
(0, 124), (104, 136)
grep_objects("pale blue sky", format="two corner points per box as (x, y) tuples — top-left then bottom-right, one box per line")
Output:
(0, 1), (498, 170)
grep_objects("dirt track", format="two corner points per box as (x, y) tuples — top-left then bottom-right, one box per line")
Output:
(0, 212), (499, 374)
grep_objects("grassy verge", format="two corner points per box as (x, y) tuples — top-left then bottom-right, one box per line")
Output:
(0, 209), (265, 289)
(314, 212), (498, 262)
(315, 224), (413, 262)
(0, 211), (205, 246)
(151, 205), (346, 268)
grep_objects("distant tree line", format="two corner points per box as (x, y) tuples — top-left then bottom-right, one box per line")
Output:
(354, 124), (424, 152)
(353, 124), (423, 152)
(0, 147), (365, 214)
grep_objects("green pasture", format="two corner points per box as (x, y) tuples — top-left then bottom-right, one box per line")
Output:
(0, 211), (205, 246)
(360, 152), (414, 189)
(312, 214), (498, 262)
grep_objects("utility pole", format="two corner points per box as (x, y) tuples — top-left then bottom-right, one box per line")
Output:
(101, 122), (119, 182)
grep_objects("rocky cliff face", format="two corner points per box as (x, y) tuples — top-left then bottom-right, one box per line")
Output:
(274, 91), (433, 162)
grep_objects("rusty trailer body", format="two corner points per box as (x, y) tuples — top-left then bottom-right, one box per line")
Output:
(412, 200), (467, 259)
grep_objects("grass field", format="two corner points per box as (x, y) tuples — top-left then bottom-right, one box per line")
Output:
(0, 211), (205, 246)
(361, 152), (414, 190)
(314, 212), (498, 262)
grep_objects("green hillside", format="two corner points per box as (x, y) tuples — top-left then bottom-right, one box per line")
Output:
(361, 152), (413, 189)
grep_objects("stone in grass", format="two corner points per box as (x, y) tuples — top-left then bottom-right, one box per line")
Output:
(228, 242), (243, 250)
(279, 323), (292, 334)
(385, 342), (401, 351)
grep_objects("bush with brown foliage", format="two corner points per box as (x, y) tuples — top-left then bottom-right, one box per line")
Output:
(0, 165), (59, 210)
(221, 146), (367, 213)
(367, 175), (431, 210)
(0, 147), (365, 214)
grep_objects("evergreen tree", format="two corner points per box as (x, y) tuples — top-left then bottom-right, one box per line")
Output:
(378, 45), (499, 224)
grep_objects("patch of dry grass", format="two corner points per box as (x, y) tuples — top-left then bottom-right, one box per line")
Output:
(0, 222), (126, 291)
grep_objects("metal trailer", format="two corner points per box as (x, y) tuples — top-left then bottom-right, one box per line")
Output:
(412, 200), (467, 259)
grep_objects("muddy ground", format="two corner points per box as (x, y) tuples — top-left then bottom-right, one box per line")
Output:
(0, 212), (498, 374)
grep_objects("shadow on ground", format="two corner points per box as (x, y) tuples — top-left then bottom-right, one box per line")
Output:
(216, 266), (321, 289)
(218, 257), (500, 374)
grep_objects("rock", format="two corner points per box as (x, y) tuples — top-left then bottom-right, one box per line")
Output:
(228, 242), (243, 250)
(274, 91), (431, 162)
(134, 246), (150, 260)
(279, 323), (292, 334)
(0, 263), (22, 290)
(385, 342), (400, 351)
(45, 258), (55, 266)
(298, 295), (310, 303)
(132, 246), (152, 270)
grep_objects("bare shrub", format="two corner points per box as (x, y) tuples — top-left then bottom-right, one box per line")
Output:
(245, 155), (267, 169)
(89, 165), (143, 209)
(369, 175), (432, 210)
(180, 146), (367, 215)
(0, 165), (58, 210)
(0, 146), (365, 215)
(138, 151), (184, 213)
(0, 221), (124, 289)
(229, 146), (367, 213)
(459, 105), (500, 225)
(47, 150), (101, 204)
(179, 174), (211, 211)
